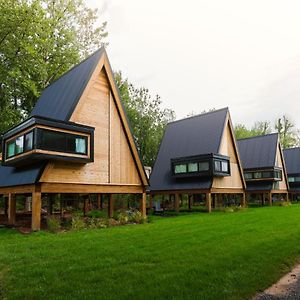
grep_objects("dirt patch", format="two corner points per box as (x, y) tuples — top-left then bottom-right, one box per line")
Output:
(254, 264), (300, 300)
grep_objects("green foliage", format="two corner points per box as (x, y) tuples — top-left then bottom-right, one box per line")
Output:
(117, 212), (129, 225)
(71, 216), (86, 230)
(86, 218), (107, 229)
(115, 71), (175, 166)
(86, 210), (106, 219)
(128, 210), (147, 224)
(275, 116), (296, 149)
(221, 206), (246, 213)
(47, 216), (61, 233)
(0, 0), (107, 136)
(107, 218), (120, 227)
(234, 121), (271, 140)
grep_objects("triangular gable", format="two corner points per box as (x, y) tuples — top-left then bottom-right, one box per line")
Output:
(212, 112), (246, 189)
(39, 49), (148, 187)
(275, 140), (289, 191)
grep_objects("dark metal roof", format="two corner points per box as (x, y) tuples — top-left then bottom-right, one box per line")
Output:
(31, 48), (105, 121)
(283, 147), (300, 175)
(237, 133), (279, 170)
(0, 163), (45, 188)
(149, 108), (228, 192)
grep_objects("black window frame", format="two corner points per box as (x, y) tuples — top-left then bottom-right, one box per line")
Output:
(5, 129), (35, 159)
(37, 128), (88, 156)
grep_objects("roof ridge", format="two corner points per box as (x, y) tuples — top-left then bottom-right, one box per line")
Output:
(168, 107), (228, 126)
(237, 132), (278, 142)
(43, 47), (105, 90)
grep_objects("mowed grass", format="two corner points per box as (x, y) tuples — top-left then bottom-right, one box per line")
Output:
(1, 206), (300, 299)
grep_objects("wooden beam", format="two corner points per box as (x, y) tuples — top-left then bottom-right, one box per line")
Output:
(206, 193), (212, 213)
(8, 193), (16, 225)
(32, 187), (42, 231)
(108, 194), (114, 218)
(41, 183), (143, 194)
(140, 192), (147, 217)
(0, 184), (35, 195)
(174, 194), (180, 213)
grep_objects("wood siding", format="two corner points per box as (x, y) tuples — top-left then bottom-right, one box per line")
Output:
(212, 118), (244, 189)
(40, 63), (142, 186)
(275, 145), (288, 191)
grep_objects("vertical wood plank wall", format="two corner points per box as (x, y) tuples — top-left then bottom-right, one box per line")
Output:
(275, 146), (288, 190)
(212, 120), (244, 189)
(40, 65), (141, 186)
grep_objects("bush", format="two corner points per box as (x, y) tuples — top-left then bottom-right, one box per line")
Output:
(87, 218), (107, 229)
(47, 216), (61, 233)
(87, 210), (106, 218)
(107, 218), (120, 227)
(117, 212), (129, 225)
(71, 216), (86, 230)
(129, 211), (147, 224)
(222, 206), (246, 213)
(278, 201), (292, 207)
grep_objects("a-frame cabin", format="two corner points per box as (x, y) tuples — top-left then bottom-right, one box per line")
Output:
(237, 134), (289, 205)
(0, 48), (148, 230)
(149, 108), (246, 212)
(283, 147), (300, 200)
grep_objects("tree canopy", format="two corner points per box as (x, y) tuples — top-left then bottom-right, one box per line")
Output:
(0, 0), (107, 134)
(234, 116), (299, 149)
(115, 72), (175, 167)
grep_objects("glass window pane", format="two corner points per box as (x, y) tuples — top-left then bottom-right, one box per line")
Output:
(295, 177), (300, 182)
(15, 136), (24, 154)
(41, 130), (66, 152)
(262, 171), (272, 178)
(244, 172), (252, 180)
(25, 131), (33, 151)
(254, 172), (262, 179)
(199, 161), (209, 171)
(175, 164), (187, 174)
(214, 160), (221, 172)
(7, 141), (15, 158)
(274, 171), (282, 179)
(75, 138), (86, 154)
(288, 177), (295, 182)
(221, 161), (228, 172)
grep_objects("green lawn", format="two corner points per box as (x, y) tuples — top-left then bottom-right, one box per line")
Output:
(1, 206), (300, 300)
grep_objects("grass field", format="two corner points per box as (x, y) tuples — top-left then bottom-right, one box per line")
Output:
(1, 205), (300, 300)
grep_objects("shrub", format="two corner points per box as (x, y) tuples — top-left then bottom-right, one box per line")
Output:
(107, 218), (120, 227)
(278, 201), (292, 207)
(47, 216), (61, 233)
(87, 218), (107, 229)
(87, 210), (106, 218)
(117, 212), (129, 225)
(71, 216), (86, 230)
(129, 211), (147, 224)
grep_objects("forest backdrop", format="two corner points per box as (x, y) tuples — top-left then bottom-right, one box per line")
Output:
(0, 0), (299, 167)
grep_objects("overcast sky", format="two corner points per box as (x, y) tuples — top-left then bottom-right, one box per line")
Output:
(87, 0), (300, 128)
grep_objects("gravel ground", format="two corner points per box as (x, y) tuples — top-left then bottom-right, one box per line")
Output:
(254, 264), (300, 300)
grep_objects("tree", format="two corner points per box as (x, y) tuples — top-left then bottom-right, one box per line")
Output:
(0, 0), (107, 134)
(115, 71), (175, 167)
(275, 116), (296, 149)
(234, 121), (271, 140)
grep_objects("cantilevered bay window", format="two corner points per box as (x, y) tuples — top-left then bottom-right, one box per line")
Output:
(2, 116), (94, 166)
(243, 168), (283, 181)
(172, 154), (230, 178)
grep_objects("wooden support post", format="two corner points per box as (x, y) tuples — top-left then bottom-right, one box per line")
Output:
(108, 194), (114, 218)
(286, 193), (289, 202)
(140, 192), (147, 217)
(83, 196), (89, 217)
(32, 186), (42, 231)
(188, 194), (192, 211)
(4, 195), (8, 217)
(8, 193), (16, 225)
(241, 193), (246, 207)
(149, 194), (153, 210)
(268, 193), (272, 206)
(261, 193), (265, 206)
(206, 193), (212, 213)
(97, 194), (101, 210)
(174, 194), (180, 213)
